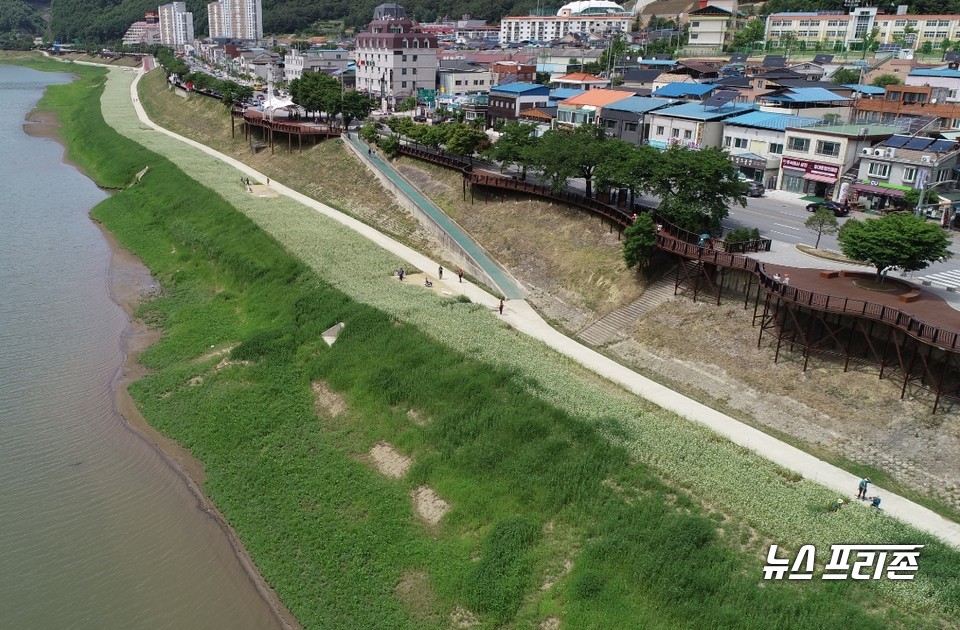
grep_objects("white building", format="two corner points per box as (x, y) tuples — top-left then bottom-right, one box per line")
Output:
(123, 13), (161, 46)
(686, 1), (738, 53)
(499, 0), (633, 44)
(764, 6), (960, 52)
(354, 4), (438, 109)
(207, 0), (263, 42)
(284, 47), (352, 82)
(159, 2), (194, 49)
(207, 1), (225, 39)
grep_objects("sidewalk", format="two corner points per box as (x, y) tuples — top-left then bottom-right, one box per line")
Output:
(124, 68), (960, 548)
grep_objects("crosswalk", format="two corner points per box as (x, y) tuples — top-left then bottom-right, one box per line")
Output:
(917, 269), (960, 290)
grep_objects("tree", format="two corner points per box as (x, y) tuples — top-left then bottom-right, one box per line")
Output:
(289, 71), (340, 118)
(523, 125), (608, 197)
(831, 67), (861, 85)
(445, 124), (489, 156)
(805, 208), (839, 248)
(650, 146), (747, 231)
(359, 122), (378, 144)
(920, 41), (934, 56)
(597, 34), (627, 74)
(863, 27), (881, 58)
(837, 213), (952, 283)
(623, 213), (657, 270)
(732, 17), (765, 51)
(484, 122), (538, 175)
(396, 95), (417, 111)
(340, 90), (374, 127)
(871, 73), (902, 88)
(535, 71), (551, 85)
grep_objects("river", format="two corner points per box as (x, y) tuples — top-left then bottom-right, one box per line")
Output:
(0, 63), (286, 630)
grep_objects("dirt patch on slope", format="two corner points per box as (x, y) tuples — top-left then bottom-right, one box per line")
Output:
(369, 442), (412, 478)
(312, 381), (347, 418)
(412, 485), (450, 525)
(395, 570), (442, 626)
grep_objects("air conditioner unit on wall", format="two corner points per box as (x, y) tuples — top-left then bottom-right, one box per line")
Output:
(862, 147), (871, 155)
(921, 155), (932, 163)
(886, 148), (895, 157)
(874, 148), (885, 155)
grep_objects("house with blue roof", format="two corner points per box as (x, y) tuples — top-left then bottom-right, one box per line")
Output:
(756, 87), (852, 118)
(548, 88), (586, 103)
(721, 111), (822, 187)
(597, 96), (675, 144)
(488, 82), (550, 123)
(651, 82), (717, 100)
(646, 101), (756, 150)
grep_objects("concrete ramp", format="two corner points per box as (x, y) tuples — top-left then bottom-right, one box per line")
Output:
(322, 322), (345, 346)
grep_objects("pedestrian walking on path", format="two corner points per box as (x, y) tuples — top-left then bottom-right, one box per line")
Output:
(499, 299), (504, 315)
(438, 266), (443, 280)
(782, 274), (790, 287)
(398, 267), (405, 282)
(266, 178), (270, 185)
(858, 477), (871, 500)
(457, 267), (464, 283)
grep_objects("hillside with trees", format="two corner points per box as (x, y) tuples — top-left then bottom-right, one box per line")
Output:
(0, 0), (45, 35)
(41, 0), (538, 43)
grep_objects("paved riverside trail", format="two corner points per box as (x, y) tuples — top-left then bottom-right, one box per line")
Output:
(122, 68), (960, 548)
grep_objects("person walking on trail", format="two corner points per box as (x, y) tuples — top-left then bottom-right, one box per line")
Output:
(398, 267), (405, 282)
(858, 477), (871, 500)
(438, 266), (443, 280)
(266, 178), (270, 185)
(457, 268), (464, 283)
(499, 299), (504, 315)
(782, 274), (790, 287)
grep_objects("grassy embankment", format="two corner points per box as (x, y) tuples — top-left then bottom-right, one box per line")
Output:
(13, 53), (959, 627)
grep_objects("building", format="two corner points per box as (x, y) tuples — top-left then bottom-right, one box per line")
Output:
(555, 88), (634, 126)
(596, 96), (674, 144)
(284, 47), (352, 82)
(438, 61), (492, 96)
(207, 0), (263, 42)
(764, 7), (960, 52)
(853, 82), (960, 132)
(488, 82), (551, 123)
(651, 82), (718, 100)
(207, 2), (225, 39)
(158, 2), (194, 49)
(755, 86), (852, 118)
(499, 1), (633, 45)
(777, 123), (901, 198)
(122, 12), (161, 47)
(490, 61), (536, 85)
(851, 135), (960, 213)
(354, 4), (438, 110)
(686, 1), (739, 53)
(721, 111), (822, 188)
(552, 72), (610, 90)
(646, 101), (756, 150)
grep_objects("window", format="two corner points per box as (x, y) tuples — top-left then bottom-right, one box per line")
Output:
(412, 68), (417, 75)
(895, 19), (906, 27)
(684, 130), (693, 139)
(656, 125), (665, 135)
(413, 55), (418, 61)
(816, 140), (841, 157)
(672, 128), (680, 138)
(868, 162), (890, 178)
(953, 118), (960, 128)
(903, 167), (917, 182)
(624, 122), (638, 132)
(788, 136), (810, 152)
(402, 68), (407, 75)
(401, 81), (408, 88)
(770, 142), (784, 155)
(604, 119), (617, 129)
(733, 137), (748, 149)
(690, 33), (699, 39)
(691, 21), (700, 27)
(724, 136), (732, 147)
(455, 79), (461, 85)
(401, 54), (407, 61)
(937, 169), (952, 182)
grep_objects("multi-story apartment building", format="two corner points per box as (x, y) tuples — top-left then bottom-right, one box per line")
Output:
(207, 0), (263, 42)
(853, 83), (960, 132)
(721, 111), (821, 188)
(764, 6), (960, 52)
(158, 2), (194, 49)
(499, 1), (633, 44)
(438, 61), (492, 96)
(686, 0), (739, 53)
(487, 82), (550, 123)
(646, 101), (756, 150)
(207, 1), (225, 39)
(354, 4), (438, 109)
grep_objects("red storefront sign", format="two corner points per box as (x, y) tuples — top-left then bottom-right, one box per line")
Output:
(781, 157), (840, 178)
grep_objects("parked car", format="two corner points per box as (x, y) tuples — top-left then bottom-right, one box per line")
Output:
(806, 200), (849, 217)
(746, 182), (765, 197)
(413, 115), (427, 122)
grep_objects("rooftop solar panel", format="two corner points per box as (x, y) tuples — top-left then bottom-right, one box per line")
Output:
(945, 52), (960, 62)
(701, 90), (738, 108)
(813, 54), (834, 64)
(654, 53), (672, 60)
(763, 55), (787, 68)
(729, 53), (748, 63)
(929, 139), (957, 153)
(904, 136), (935, 150)
(876, 43), (901, 53)
(881, 135), (910, 148)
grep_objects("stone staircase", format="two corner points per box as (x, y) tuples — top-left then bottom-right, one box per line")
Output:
(577, 269), (676, 347)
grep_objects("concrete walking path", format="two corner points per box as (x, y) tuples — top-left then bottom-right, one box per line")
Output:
(123, 68), (960, 548)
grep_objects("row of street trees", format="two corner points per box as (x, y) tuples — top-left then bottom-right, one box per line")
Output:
(288, 72), (375, 128)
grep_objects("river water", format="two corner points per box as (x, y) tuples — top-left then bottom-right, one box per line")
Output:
(0, 64), (284, 629)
